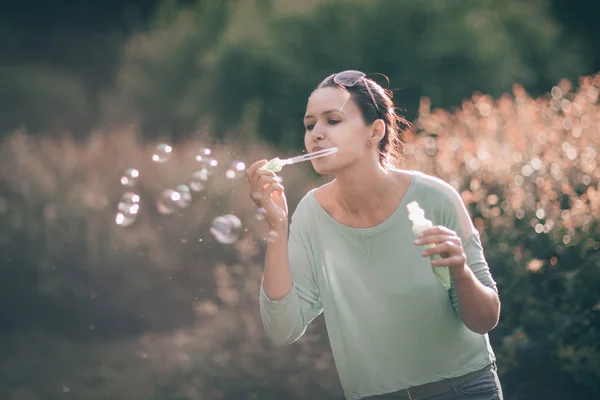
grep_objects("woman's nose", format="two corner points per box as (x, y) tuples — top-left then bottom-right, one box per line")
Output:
(311, 123), (326, 140)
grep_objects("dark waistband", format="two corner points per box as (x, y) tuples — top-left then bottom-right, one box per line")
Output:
(367, 363), (494, 400)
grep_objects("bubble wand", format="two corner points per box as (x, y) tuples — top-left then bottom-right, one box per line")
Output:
(260, 147), (338, 172)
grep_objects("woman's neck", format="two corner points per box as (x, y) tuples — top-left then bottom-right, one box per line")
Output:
(333, 162), (391, 218)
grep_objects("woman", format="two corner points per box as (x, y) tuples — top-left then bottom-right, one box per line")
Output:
(246, 70), (503, 400)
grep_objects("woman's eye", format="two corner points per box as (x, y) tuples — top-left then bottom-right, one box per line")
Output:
(305, 124), (314, 130)
(328, 119), (340, 125)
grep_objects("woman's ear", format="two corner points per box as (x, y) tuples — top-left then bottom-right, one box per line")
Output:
(369, 119), (386, 144)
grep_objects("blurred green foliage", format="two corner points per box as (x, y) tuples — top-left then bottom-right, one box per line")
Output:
(1, 0), (597, 144)
(102, 0), (592, 148)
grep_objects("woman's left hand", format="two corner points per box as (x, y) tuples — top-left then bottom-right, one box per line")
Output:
(414, 225), (467, 271)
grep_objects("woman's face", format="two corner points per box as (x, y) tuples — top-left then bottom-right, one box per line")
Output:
(303, 87), (375, 174)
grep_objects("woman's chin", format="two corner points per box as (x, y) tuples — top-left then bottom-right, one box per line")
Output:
(312, 163), (337, 175)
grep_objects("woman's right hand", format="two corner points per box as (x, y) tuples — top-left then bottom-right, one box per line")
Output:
(246, 160), (288, 232)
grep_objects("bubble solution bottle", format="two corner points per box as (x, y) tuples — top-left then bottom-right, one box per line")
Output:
(406, 201), (452, 289)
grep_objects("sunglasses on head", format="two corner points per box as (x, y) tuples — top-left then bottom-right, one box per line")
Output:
(321, 70), (382, 119)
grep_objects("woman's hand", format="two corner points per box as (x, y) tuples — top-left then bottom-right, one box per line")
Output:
(414, 226), (467, 273)
(246, 160), (288, 232)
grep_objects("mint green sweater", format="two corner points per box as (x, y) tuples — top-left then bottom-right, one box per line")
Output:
(259, 171), (498, 400)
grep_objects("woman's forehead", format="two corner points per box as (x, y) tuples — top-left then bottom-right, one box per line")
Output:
(306, 87), (356, 116)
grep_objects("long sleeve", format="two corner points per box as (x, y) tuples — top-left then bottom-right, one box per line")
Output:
(441, 187), (498, 315)
(259, 212), (323, 346)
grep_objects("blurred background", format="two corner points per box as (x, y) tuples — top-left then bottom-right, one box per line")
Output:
(1, 0), (599, 399)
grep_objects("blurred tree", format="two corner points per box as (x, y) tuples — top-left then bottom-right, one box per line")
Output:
(0, 65), (92, 136)
(550, 0), (600, 72)
(104, 0), (591, 148)
(0, 0), (195, 136)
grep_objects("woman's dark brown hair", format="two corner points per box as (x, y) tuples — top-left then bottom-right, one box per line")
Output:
(316, 73), (410, 169)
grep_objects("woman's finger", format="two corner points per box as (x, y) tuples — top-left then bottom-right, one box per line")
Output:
(431, 255), (467, 267)
(421, 240), (461, 258)
(251, 175), (280, 196)
(415, 234), (460, 246)
(245, 159), (268, 182)
(418, 225), (457, 238)
(249, 179), (284, 207)
(264, 183), (284, 198)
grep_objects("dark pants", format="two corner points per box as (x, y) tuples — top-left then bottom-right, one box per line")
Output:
(362, 364), (503, 400)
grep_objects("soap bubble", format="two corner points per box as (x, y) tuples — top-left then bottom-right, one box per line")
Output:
(425, 137), (438, 156)
(195, 148), (218, 170)
(156, 189), (180, 215)
(174, 184), (192, 208)
(266, 230), (279, 243)
(118, 192), (140, 212)
(210, 214), (243, 244)
(255, 207), (267, 220)
(115, 212), (137, 227)
(152, 144), (172, 163)
(195, 147), (212, 160)
(115, 192), (139, 227)
(225, 160), (246, 179)
(194, 151), (218, 181)
(116, 192), (140, 227)
(189, 170), (209, 192)
(120, 168), (139, 187)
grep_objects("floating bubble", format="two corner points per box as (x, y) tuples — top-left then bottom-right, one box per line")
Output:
(174, 184), (192, 208)
(210, 214), (243, 244)
(225, 160), (246, 179)
(115, 212), (137, 227)
(195, 147), (212, 160)
(156, 189), (180, 215)
(267, 230), (279, 243)
(152, 144), (172, 163)
(195, 147), (218, 168)
(120, 168), (139, 187)
(255, 207), (267, 220)
(116, 192), (140, 227)
(194, 151), (219, 183)
(189, 170), (209, 192)
(118, 192), (140, 212)
(425, 137), (438, 156)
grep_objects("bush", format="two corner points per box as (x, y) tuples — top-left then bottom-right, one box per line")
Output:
(405, 73), (600, 399)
